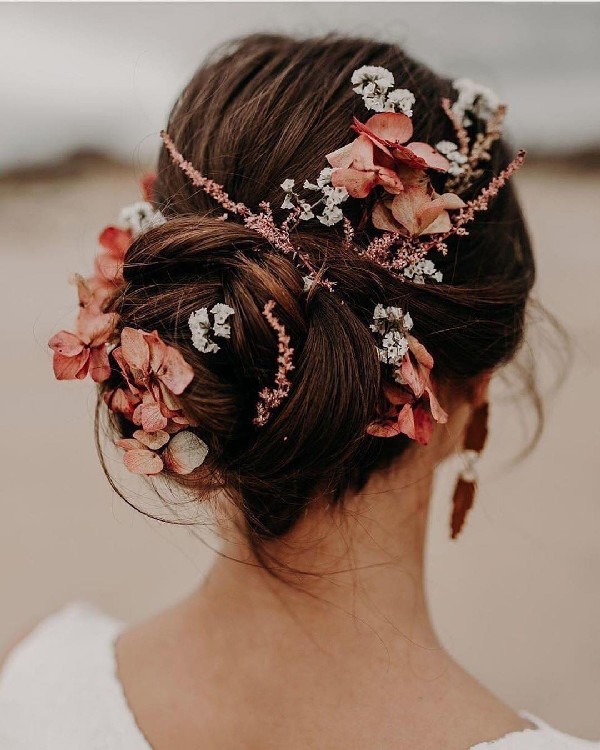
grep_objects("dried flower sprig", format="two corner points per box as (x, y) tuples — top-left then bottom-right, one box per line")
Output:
(253, 300), (295, 427)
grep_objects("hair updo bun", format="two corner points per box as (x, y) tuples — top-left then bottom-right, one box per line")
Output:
(99, 33), (538, 543)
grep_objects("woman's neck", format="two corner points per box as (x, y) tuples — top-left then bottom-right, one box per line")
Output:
(193, 450), (442, 664)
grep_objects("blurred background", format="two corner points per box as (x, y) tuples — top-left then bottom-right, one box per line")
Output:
(1, 1), (599, 738)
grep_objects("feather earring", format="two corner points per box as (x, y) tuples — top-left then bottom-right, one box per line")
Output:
(450, 402), (489, 539)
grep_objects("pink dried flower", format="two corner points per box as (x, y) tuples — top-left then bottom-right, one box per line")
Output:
(48, 309), (118, 383)
(112, 328), (194, 433)
(371, 176), (465, 237)
(326, 112), (449, 199)
(367, 334), (447, 445)
(253, 300), (295, 427)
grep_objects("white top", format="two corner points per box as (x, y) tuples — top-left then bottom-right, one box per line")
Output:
(0, 602), (598, 750)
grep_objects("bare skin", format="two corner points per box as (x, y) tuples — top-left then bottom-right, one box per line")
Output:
(115, 380), (536, 750)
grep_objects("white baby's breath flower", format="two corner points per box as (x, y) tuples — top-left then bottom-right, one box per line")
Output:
(303, 275), (315, 292)
(403, 259), (443, 284)
(363, 93), (387, 113)
(119, 201), (166, 237)
(436, 140), (458, 156)
(351, 66), (395, 95)
(316, 167), (334, 187)
(447, 161), (465, 176)
(281, 195), (295, 210)
(318, 205), (344, 226)
(188, 308), (217, 353)
(385, 88), (415, 117)
(281, 178), (295, 192)
(300, 203), (315, 221)
(189, 303), (235, 353)
(210, 303), (235, 338)
(322, 185), (349, 206)
(380, 330), (409, 365)
(452, 78), (500, 123)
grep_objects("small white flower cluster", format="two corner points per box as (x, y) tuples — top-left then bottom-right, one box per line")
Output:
(451, 78), (500, 126)
(188, 303), (235, 354)
(403, 259), (443, 284)
(370, 304), (413, 366)
(435, 140), (468, 176)
(281, 169), (349, 226)
(351, 66), (415, 116)
(119, 201), (166, 237)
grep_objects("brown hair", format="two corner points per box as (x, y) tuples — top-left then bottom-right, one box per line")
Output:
(99, 34), (538, 543)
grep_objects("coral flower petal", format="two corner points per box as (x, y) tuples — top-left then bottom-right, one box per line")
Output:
(133, 429), (170, 450)
(140, 397), (168, 433)
(155, 344), (194, 396)
(120, 328), (150, 381)
(163, 431), (208, 475)
(366, 420), (402, 438)
(48, 330), (85, 357)
(326, 143), (354, 169)
(331, 168), (378, 199)
(122, 448), (164, 475)
(88, 345), (112, 383)
(406, 334), (434, 370)
(406, 142), (450, 172)
(413, 405), (434, 445)
(98, 226), (132, 258)
(140, 173), (157, 203)
(52, 350), (89, 380)
(396, 403), (416, 440)
(360, 112), (414, 146)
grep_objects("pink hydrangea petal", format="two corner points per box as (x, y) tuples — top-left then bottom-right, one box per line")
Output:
(98, 226), (132, 258)
(425, 386), (448, 425)
(326, 142), (354, 169)
(435, 192), (467, 211)
(156, 344), (194, 395)
(117, 438), (144, 450)
(419, 210), (452, 236)
(162, 431), (208, 475)
(360, 113), (414, 146)
(143, 330), (167, 374)
(95, 252), (124, 285)
(104, 387), (140, 419)
(331, 167), (378, 199)
(48, 330), (85, 357)
(347, 135), (378, 171)
(396, 403), (416, 440)
(406, 142), (450, 172)
(52, 350), (89, 380)
(78, 311), (118, 347)
(122, 448), (164, 475)
(412, 405), (434, 445)
(120, 328), (150, 382)
(390, 185), (431, 236)
(406, 335), (434, 370)
(140, 173), (157, 203)
(140, 396), (168, 433)
(371, 201), (403, 233)
(366, 419), (402, 438)
(88, 345), (112, 383)
(133, 429), (170, 450)
(400, 353), (426, 399)
(383, 383), (415, 405)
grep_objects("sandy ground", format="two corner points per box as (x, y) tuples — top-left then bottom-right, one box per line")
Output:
(0, 157), (599, 736)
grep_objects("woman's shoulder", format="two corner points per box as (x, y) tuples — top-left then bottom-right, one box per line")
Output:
(0, 602), (150, 750)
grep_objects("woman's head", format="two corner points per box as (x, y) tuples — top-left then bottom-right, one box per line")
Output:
(92, 34), (535, 546)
